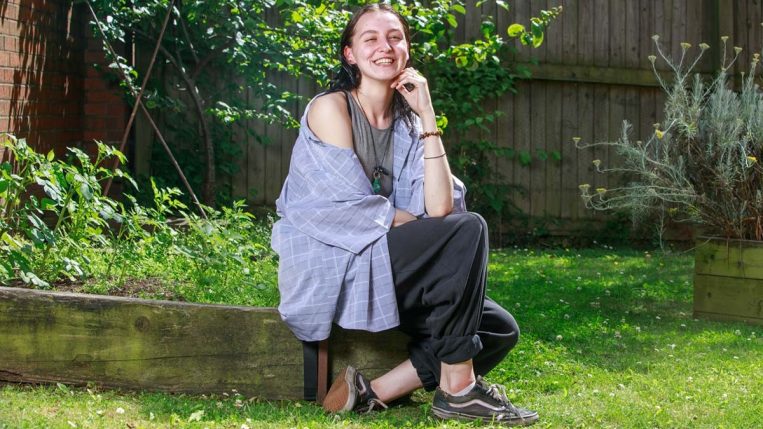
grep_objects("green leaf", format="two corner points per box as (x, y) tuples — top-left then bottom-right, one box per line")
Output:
(446, 13), (458, 28)
(46, 150), (55, 161)
(40, 198), (56, 210)
(532, 32), (545, 48)
(508, 23), (525, 37)
(519, 150), (532, 166)
(452, 4), (466, 14)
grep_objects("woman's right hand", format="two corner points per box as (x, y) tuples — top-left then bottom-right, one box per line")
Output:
(393, 209), (417, 227)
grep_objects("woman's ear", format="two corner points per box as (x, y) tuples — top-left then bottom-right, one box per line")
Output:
(343, 46), (356, 65)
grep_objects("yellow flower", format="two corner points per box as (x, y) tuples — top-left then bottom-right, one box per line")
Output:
(572, 136), (581, 144)
(747, 155), (758, 164)
(592, 159), (601, 168)
(655, 129), (665, 140)
(651, 34), (660, 42)
(699, 43), (710, 51)
(596, 187), (607, 195)
(579, 184), (591, 192)
(648, 55), (657, 64)
(721, 35), (729, 43)
(680, 42), (692, 50)
(734, 46), (743, 54)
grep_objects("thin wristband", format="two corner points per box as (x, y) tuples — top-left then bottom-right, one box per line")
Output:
(424, 152), (446, 159)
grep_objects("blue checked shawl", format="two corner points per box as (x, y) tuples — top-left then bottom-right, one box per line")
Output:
(271, 94), (467, 342)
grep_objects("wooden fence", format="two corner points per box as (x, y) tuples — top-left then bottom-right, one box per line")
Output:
(135, 0), (762, 235)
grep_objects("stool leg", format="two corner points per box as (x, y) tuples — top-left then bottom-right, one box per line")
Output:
(302, 341), (318, 401)
(302, 339), (330, 403)
(316, 339), (329, 404)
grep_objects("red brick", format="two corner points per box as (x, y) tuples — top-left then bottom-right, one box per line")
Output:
(83, 130), (106, 141)
(84, 49), (105, 63)
(83, 77), (107, 91)
(84, 117), (107, 130)
(83, 103), (106, 116)
(2, 4), (21, 21)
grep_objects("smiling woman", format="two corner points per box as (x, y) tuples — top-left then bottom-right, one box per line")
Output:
(270, 3), (537, 426)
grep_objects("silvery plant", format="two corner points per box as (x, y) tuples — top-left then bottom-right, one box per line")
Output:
(576, 35), (763, 244)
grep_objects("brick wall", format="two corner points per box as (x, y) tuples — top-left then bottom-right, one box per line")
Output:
(0, 0), (127, 156)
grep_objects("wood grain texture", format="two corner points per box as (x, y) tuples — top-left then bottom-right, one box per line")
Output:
(694, 274), (763, 325)
(695, 238), (763, 279)
(0, 287), (410, 399)
(693, 239), (763, 325)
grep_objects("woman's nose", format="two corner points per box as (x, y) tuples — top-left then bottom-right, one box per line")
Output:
(378, 39), (393, 51)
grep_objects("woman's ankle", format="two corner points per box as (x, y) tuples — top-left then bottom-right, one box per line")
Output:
(439, 360), (476, 395)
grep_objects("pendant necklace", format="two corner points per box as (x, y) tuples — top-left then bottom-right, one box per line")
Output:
(353, 90), (393, 194)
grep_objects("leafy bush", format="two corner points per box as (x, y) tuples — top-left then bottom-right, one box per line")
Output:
(88, 0), (560, 219)
(576, 37), (763, 242)
(0, 135), (278, 306)
(0, 134), (133, 286)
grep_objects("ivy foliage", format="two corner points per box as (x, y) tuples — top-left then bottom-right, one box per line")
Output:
(85, 0), (560, 222)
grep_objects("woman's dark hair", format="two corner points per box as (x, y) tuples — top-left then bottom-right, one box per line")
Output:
(328, 3), (415, 127)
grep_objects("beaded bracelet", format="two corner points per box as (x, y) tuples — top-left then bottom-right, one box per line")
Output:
(419, 130), (443, 140)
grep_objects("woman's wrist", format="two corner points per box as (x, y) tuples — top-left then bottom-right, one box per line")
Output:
(419, 108), (437, 128)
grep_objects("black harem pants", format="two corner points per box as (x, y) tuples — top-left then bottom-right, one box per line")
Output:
(386, 212), (519, 391)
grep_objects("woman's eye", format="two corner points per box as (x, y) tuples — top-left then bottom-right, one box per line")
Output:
(365, 38), (376, 42)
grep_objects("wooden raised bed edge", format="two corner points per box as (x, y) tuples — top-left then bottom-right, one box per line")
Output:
(0, 286), (408, 400)
(694, 237), (763, 326)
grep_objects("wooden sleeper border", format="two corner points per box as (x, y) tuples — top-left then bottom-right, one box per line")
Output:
(0, 286), (408, 400)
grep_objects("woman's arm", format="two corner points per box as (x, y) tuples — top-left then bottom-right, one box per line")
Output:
(393, 69), (454, 217)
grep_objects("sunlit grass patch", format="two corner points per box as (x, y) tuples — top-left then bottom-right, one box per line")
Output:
(2, 248), (761, 428)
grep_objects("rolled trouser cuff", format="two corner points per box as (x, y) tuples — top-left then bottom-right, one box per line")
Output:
(432, 334), (483, 364)
(408, 340), (440, 391)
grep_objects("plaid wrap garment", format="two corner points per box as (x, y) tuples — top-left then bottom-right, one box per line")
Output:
(271, 95), (467, 342)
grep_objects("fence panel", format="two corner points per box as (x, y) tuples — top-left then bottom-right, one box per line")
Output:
(200, 1), (759, 235)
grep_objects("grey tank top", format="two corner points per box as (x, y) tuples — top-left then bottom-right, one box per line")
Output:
(345, 91), (394, 197)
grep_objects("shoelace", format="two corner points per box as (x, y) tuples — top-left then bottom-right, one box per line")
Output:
(483, 380), (523, 419)
(359, 398), (389, 413)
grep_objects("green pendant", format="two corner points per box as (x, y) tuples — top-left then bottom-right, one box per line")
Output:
(372, 177), (382, 194)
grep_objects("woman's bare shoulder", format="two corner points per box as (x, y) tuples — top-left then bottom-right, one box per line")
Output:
(307, 92), (353, 149)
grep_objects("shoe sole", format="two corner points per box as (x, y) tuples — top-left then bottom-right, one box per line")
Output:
(322, 366), (357, 413)
(432, 406), (539, 427)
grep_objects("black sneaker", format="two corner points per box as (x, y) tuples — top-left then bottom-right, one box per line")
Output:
(432, 377), (539, 426)
(322, 366), (388, 413)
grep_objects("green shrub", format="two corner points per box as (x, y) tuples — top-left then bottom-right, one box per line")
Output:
(0, 134), (278, 306)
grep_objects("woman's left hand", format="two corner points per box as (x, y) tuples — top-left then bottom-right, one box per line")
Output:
(391, 68), (435, 119)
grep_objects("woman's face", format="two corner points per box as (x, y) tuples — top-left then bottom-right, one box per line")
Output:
(344, 11), (410, 85)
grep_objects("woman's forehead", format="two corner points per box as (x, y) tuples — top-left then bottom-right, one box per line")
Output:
(353, 11), (405, 36)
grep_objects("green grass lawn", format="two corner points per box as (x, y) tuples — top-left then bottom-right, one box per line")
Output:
(1, 248), (761, 428)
